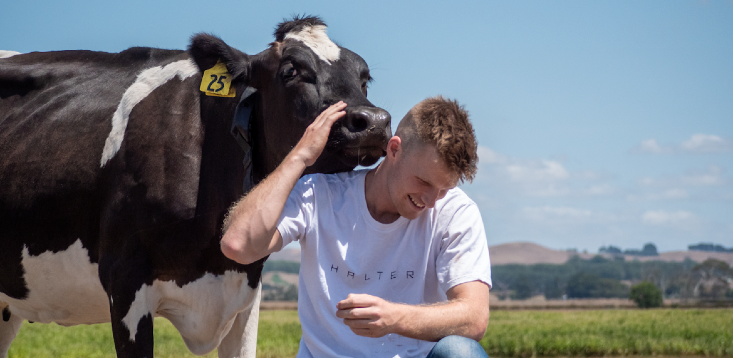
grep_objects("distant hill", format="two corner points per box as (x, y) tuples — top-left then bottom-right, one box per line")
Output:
(489, 242), (594, 265)
(269, 242), (733, 266)
(491, 242), (733, 266)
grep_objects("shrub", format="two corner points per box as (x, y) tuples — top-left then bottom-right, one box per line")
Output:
(630, 281), (663, 308)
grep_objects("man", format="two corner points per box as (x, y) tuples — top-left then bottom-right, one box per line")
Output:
(221, 97), (491, 358)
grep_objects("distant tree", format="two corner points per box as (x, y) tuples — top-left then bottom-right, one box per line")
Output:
(630, 281), (663, 308)
(641, 243), (659, 256)
(691, 259), (733, 298)
(689, 243), (733, 253)
(512, 274), (533, 300)
(590, 255), (608, 263)
(623, 243), (658, 256)
(599, 246), (622, 254)
(544, 277), (563, 299)
(566, 273), (628, 298)
(263, 260), (300, 274)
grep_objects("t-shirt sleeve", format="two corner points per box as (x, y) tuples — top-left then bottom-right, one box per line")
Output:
(276, 175), (317, 250)
(435, 201), (492, 293)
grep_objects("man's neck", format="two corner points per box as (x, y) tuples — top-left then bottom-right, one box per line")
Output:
(364, 166), (402, 224)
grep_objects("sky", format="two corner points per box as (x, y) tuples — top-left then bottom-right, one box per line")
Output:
(2, 1), (731, 253)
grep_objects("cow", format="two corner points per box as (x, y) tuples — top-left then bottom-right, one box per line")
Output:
(0, 16), (391, 358)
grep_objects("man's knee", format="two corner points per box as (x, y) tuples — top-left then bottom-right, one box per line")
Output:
(426, 335), (488, 358)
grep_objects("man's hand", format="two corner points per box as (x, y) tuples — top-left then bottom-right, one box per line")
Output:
(289, 101), (347, 167)
(336, 294), (403, 338)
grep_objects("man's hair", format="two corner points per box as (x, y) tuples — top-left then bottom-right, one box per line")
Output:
(395, 96), (478, 183)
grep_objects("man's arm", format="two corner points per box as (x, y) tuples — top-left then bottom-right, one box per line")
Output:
(335, 280), (490, 342)
(220, 102), (347, 265)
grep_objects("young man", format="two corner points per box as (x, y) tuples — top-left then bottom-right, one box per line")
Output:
(221, 97), (491, 358)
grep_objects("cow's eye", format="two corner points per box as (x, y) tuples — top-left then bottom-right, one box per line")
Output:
(282, 65), (298, 80)
(361, 82), (368, 97)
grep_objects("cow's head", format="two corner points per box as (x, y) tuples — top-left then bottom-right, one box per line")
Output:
(189, 16), (391, 181)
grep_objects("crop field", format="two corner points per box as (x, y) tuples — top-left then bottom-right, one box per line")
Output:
(7, 309), (733, 357)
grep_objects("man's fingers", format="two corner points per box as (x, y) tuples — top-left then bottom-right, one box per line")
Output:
(337, 293), (377, 310)
(336, 307), (377, 319)
(314, 101), (346, 126)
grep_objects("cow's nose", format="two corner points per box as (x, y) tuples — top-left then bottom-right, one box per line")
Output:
(342, 106), (391, 134)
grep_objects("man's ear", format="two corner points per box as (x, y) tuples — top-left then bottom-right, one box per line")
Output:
(188, 33), (251, 82)
(386, 136), (402, 159)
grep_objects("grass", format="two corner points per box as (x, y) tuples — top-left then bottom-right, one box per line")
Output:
(7, 309), (733, 357)
(481, 309), (733, 357)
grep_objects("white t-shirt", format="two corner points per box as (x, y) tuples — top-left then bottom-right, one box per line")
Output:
(276, 170), (492, 358)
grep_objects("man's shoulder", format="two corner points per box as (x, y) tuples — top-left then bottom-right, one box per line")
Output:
(436, 187), (477, 211)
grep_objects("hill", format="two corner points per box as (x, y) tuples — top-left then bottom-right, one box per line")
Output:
(271, 242), (733, 265)
(491, 242), (733, 265)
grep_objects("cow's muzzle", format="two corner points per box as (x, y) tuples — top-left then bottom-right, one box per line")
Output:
(330, 106), (392, 166)
(342, 106), (391, 135)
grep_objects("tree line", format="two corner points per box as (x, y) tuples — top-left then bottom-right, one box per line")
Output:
(492, 255), (733, 300)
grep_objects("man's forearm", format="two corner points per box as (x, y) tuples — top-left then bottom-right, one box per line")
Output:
(220, 155), (306, 264)
(392, 298), (489, 342)
(336, 281), (490, 342)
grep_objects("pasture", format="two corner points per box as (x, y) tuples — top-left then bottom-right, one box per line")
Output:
(8, 308), (733, 357)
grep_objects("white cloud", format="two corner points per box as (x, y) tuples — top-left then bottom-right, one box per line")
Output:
(680, 134), (731, 153)
(583, 184), (614, 196)
(504, 160), (569, 182)
(527, 185), (571, 197)
(642, 210), (696, 225)
(662, 188), (688, 199)
(477, 145), (504, 164)
(638, 139), (668, 154)
(638, 177), (655, 186)
(634, 134), (731, 155)
(682, 166), (724, 186)
(522, 206), (593, 222)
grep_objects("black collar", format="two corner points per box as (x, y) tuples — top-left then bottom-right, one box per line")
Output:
(230, 87), (257, 192)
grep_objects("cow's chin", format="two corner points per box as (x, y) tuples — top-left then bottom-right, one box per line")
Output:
(338, 146), (385, 167)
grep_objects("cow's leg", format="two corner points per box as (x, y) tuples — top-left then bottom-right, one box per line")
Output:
(101, 255), (155, 358)
(217, 284), (261, 358)
(0, 307), (23, 358)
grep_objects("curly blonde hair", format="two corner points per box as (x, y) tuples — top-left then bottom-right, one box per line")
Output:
(395, 96), (478, 183)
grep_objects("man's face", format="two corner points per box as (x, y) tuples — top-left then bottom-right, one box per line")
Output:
(387, 143), (459, 220)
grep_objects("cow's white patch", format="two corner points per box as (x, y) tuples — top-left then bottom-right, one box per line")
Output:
(0, 239), (110, 326)
(0, 51), (21, 59)
(100, 59), (199, 167)
(122, 272), (259, 356)
(284, 25), (340, 64)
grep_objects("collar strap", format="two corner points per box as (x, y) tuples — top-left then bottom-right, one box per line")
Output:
(230, 87), (258, 192)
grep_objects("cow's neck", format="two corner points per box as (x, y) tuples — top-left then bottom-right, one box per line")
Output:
(195, 94), (246, 217)
(249, 105), (294, 185)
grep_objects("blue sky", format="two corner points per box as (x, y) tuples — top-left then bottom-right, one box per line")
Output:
(2, 1), (731, 252)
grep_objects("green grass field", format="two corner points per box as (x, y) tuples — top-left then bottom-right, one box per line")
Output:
(7, 309), (733, 357)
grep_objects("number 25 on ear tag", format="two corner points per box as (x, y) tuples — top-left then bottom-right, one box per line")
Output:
(199, 61), (236, 97)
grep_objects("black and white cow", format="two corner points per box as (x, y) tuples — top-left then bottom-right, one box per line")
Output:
(0, 16), (390, 358)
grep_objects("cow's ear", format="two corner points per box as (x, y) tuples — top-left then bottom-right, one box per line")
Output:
(188, 33), (251, 82)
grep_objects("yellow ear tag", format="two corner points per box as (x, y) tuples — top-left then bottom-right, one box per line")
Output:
(199, 61), (236, 97)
